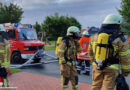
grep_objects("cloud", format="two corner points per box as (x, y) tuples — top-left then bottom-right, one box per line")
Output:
(56, 0), (87, 3)
(0, 0), (121, 28)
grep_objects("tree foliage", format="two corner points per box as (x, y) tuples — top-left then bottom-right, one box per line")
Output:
(41, 13), (81, 40)
(33, 21), (41, 33)
(0, 2), (23, 23)
(119, 0), (130, 36)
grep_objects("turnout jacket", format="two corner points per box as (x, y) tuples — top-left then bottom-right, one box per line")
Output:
(58, 37), (82, 64)
(88, 34), (130, 74)
(0, 35), (10, 68)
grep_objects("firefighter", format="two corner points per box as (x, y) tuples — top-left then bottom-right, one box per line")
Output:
(88, 14), (130, 90)
(77, 31), (90, 75)
(0, 24), (10, 90)
(58, 26), (82, 90)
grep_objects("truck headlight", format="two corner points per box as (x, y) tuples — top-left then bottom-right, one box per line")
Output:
(24, 47), (30, 51)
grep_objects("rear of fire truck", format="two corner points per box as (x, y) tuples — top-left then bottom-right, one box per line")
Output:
(4, 23), (44, 64)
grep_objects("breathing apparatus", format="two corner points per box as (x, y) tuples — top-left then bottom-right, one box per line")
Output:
(95, 14), (122, 70)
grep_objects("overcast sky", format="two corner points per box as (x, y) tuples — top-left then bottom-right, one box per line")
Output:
(1, 0), (121, 28)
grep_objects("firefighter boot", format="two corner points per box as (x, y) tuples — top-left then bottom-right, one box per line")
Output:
(83, 67), (90, 76)
(72, 85), (79, 90)
(83, 71), (90, 76)
(77, 70), (81, 75)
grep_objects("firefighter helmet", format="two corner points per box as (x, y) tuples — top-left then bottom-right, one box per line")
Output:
(82, 31), (89, 36)
(67, 26), (80, 38)
(103, 14), (122, 24)
(0, 24), (5, 31)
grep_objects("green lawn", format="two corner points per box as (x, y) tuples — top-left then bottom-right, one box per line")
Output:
(44, 41), (56, 51)
(10, 68), (22, 74)
(45, 46), (56, 51)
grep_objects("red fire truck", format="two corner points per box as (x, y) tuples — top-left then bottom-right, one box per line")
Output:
(4, 23), (44, 64)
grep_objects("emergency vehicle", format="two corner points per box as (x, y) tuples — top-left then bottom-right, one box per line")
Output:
(4, 23), (44, 64)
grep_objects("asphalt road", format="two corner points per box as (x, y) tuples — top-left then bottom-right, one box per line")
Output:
(21, 50), (130, 86)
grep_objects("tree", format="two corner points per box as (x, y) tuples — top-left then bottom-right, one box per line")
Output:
(33, 21), (41, 33)
(0, 2), (23, 23)
(119, 0), (130, 36)
(41, 13), (81, 40)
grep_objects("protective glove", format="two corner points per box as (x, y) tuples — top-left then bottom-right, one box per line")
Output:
(0, 67), (8, 78)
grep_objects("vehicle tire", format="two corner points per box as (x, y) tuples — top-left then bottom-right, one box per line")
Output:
(33, 58), (41, 63)
(11, 52), (23, 64)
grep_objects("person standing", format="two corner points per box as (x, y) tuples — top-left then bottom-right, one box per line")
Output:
(58, 26), (82, 90)
(77, 31), (91, 75)
(0, 24), (10, 90)
(88, 14), (130, 90)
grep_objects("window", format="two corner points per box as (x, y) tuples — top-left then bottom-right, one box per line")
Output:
(7, 30), (16, 39)
(18, 28), (38, 40)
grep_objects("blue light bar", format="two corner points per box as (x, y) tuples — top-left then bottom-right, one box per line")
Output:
(14, 23), (18, 27)
(29, 25), (32, 28)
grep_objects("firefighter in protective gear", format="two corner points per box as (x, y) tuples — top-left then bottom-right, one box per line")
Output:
(88, 14), (130, 90)
(58, 26), (82, 90)
(0, 24), (10, 90)
(77, 31), (91, 75)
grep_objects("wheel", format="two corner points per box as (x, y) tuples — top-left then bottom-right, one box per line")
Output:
(33, 58), (41, 63)
(11, 52), (24, 64)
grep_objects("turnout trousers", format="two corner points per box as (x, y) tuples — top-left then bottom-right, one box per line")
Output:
(91, 66), (119, 90)
(60, 63), (79, 90)
(77, 59), (90, 75)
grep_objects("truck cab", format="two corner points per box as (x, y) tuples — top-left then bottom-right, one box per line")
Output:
(4, 23), (44, 64)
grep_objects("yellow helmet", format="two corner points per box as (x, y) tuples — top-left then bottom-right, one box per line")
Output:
(103, 14), (122, 24)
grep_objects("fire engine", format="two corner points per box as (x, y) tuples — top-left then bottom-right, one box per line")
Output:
(4, 23), (44, 64)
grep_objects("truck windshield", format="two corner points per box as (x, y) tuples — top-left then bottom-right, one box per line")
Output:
(18, 28), (38, 40)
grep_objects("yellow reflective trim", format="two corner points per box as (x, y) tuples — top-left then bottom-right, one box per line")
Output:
(107, 64), (120, 70)
(5, 45), (8, 63)
(92, 42), (96, 53)
(72, 61), (75, 65)
(119, 50), (130, 56)
(60, 57), (65, 61)
(66, 62), (72, 66)
(63, 85), (68, 90)
(92, 62), (120, 70)
(92, 62), (96, 66)
(2, 62), (10, 68)
(58, 49), (65, 52)
(72, 85), (79, 89)
(113, 45), (118, 56)
(66, 61), (75, 66)
(121, 65), (130, 69)
(89, 56), (93, 59)
(3, 79), (8, 87)
(0, 50), (5, 53)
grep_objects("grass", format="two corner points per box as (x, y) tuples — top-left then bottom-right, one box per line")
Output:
(44, 41), (56, 51)
(44, 46), (56, 51)
(10, 68), (22, 74)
